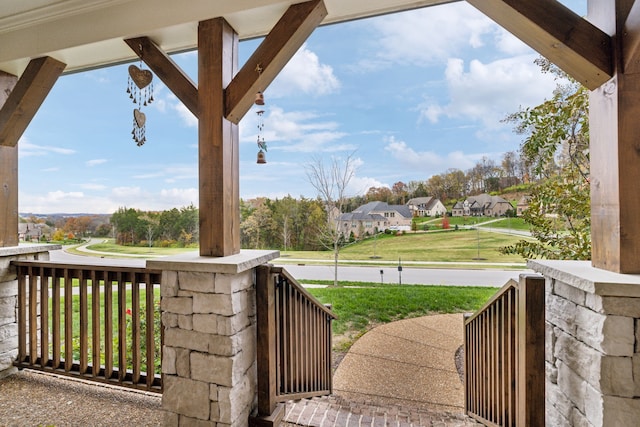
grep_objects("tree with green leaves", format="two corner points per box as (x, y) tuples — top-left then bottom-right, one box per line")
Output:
(500, 58), (590, 259)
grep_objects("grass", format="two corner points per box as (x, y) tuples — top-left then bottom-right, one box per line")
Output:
(306, 281), (498, 350)
(482, 217), (530, 231)
(54, 287), (161, 373)
(282, 229), (530, 264)
(71, 239), (196, 257)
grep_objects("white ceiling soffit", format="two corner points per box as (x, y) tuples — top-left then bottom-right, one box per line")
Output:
(0, 0), (458, 76)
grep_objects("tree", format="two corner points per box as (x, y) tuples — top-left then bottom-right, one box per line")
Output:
(501, 58), (590, 259)
(306, 153), (356, 286)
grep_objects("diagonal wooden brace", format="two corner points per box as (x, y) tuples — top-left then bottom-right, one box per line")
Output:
(0, 57), (66, 147)
(467, 0), (612, 89)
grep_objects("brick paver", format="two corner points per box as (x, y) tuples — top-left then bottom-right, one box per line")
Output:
(283, 396), (482, 427)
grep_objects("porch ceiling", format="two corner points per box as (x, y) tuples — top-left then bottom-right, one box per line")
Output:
(0, 0), (457, 76)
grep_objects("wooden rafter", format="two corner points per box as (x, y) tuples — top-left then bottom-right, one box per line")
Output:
(466, 0), (613, 90)
(0, 56), (66, 147)
(225, 0), (328, 123)
(624, 0), (640, 73)
(124, 37), (199, 117)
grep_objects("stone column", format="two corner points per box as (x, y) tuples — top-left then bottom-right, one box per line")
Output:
(148, 250), (278, 427)
(530, 260), (640, 427)
(0, 244), (60, 378)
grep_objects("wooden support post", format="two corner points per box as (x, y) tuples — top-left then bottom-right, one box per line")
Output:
(589, 0), (640, 273)
(198, 18), (240, 257)
(250, 264), (285, 426)
(0, 71), (18, 247)
(517, 274), (545, 427)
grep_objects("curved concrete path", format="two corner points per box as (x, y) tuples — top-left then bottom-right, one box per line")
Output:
(333, 313), (465, 413)
(284, 313), (481, 426)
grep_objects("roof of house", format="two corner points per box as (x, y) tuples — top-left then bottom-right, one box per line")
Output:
(466, 194), (511, 210)
(407, 197), (433, 206)
(353, 201), (412, 218)
(337, 212), (386, 222)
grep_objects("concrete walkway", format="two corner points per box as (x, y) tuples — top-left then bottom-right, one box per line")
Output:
(283, 313), (481, 427)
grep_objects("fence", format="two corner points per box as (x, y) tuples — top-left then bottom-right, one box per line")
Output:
(255, 264), (336, 420)
(13, 261), (162, 393)
(464, 274), (545, 427)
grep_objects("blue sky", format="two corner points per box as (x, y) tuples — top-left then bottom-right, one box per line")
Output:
(18, 1), (586, 214)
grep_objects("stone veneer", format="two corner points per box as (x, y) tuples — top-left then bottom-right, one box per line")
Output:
(0, 244), (60, 379)
(147, 250), (279, 427)
(529, 260), (640, 427)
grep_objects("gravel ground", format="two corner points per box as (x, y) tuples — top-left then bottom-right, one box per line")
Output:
(0, 370), (163, 426)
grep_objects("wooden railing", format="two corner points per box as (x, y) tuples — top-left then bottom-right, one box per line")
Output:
(464, 274), (545, 427)
(254, 264), (336, 423)
(13, 261), (162, 393)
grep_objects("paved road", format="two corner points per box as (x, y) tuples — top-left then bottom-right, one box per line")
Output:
(49, 248), (527, 287)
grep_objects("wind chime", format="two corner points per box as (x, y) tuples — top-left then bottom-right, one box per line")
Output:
(126, 46), (154, 146)
(255, 92), (267, 164)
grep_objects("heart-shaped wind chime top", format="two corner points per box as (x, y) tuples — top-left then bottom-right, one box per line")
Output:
(127, 62), (154, 146)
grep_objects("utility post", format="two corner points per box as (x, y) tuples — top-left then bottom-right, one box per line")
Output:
(398, 258), (403, 285)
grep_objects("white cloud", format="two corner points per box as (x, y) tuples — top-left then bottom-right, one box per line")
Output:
(349, 175), (388, 196)
(418, 55), (557, 130)
(108, 186), (198, 211)
(174, 101), (198, 127)
(79, 183), (107, 190)
(383, 136), (491, 175)
(241, 106), (351, 153)
(18, 139), (76, 158)
(268, 44), (340, 98)
(362, 3), (496, 68)
(86, 159), (107, 167)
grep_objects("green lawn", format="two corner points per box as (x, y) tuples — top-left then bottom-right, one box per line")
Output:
(483, 217), (530, 231)
(54, 287), (161, 373)
(282, 229), (530, 263)
(72, 240), (195, 257)
(307, 281), (498, 350)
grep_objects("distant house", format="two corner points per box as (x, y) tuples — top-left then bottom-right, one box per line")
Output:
(516, 195), (531, 216)
(18, 222), (51, 241)
(406, 197), (447, 217)
(336, 201), (413, 238)
(452, 200), (468, 217)
(451, 194), (513, 217)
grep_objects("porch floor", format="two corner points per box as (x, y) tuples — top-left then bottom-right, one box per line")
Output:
(0, 369), (162, 426)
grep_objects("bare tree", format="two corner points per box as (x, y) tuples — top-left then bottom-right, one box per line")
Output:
(305, 153), (356, 286)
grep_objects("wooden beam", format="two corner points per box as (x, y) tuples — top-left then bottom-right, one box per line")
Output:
(623, 0), (640, 73)
(198, 18), (240, 257)
(589, 0), (640, 273)
(0, 71), (18, 247)
(0, 57), (66, 147)
(466, 0), (613, 90)
(124, 37), (199, 117)
(225, 0), (327, 123)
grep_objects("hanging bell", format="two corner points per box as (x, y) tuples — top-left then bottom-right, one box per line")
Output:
(254, 91), (265, 106)
(257, 150), (267, 164)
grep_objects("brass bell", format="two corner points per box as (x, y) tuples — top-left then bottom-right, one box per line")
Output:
(254, 91), (265, 106)
(257, 150), (266, 164)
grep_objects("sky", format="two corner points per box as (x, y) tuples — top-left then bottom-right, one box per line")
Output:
(17, 1), (586, 214)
